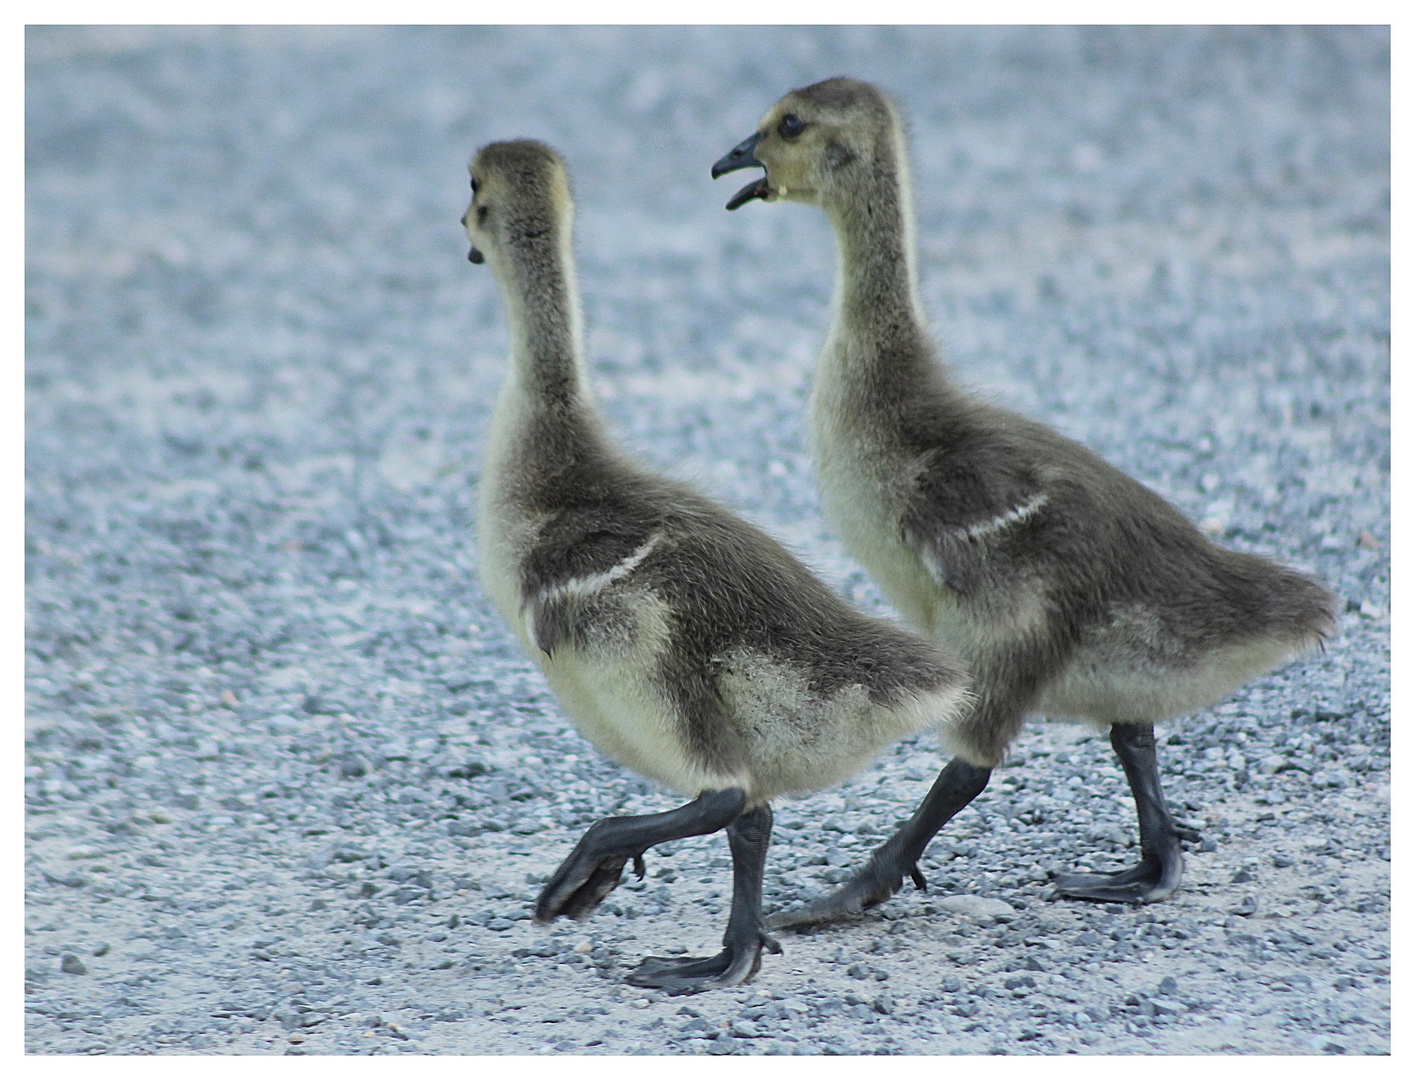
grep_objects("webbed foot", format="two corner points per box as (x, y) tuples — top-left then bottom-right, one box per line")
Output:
(1053, 851), (1182, 904)
(1052, 723), (1192, 905)
(535, 846), (632, 922)
(534, 791), (745, 924)
(769, 757), (991, 931)
(767, 854), (923, 930)
(627, 802), (780, 993)
(626, 930), (781, 994)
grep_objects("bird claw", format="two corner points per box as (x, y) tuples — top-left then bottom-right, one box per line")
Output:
(633, 853), (646, 880)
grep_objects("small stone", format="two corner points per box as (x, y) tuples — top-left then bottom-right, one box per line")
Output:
(730, 1018), (758, 1037)
(573, 940), (593, 953)
(61, 954), (87, 975)
(936, 894), (1015, 920)
(1357, 532), (1379, 550)
(1309, 1035), (1346, 1054)
(1231, 895), (1258, 916)
(1157, 976), (1179, 997)
(708, 1032), (735, 1055)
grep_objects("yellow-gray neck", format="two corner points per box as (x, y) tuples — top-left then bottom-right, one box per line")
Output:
(822, 142), (929, 370)
(492, 228), (592, 414)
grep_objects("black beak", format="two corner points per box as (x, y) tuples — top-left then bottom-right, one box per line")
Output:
(467, 247), (484, 264)
(712, 132), (763, 178)
(712, 132), (770, 211)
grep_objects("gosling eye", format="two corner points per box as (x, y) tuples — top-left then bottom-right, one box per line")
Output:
(778, 114), (805, 140)
(476, 205), (489, 225)
(470, 177), (479, 194)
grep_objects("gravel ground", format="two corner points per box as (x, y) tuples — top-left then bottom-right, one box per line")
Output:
(25, 26), (1389, 1056)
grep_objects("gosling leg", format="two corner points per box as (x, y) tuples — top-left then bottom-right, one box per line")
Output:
(536, 787), (747, 923)
(769, 758), (992, 930)
(1052, 722), (1199, 904)
(627, 803), (780, 993)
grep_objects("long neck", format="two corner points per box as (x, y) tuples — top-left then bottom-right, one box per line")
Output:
(496, 230), (592, 414)
(820, 149), (940, 392)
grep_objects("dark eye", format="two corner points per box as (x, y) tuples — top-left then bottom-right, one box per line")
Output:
(470, 177), (479, 194)
(778, 114), (805, 140)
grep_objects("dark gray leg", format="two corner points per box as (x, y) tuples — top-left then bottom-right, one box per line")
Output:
(1052, 723), (1199, 904)
(536, 788), (746, 923)
(627, 803), (780, 993)
(769, 757), (992, 930)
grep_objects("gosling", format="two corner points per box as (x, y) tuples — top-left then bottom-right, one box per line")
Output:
(464, 138), (970, 989)
(712, 78), (1336, 923)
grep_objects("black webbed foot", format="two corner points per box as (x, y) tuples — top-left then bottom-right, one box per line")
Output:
(534, 790), (748, 925)
(769, 757), (992, 931)
(1052, 723), (1189, 905)
(1052, 851), (1182, 904)
(768, 851), (918, 930)
(626, 801), (780, 993)
(626, 930), (781, 994)
(536, 848), (631, 922)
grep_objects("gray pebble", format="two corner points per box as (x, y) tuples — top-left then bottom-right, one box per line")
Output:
(935, 895), (1016, 920)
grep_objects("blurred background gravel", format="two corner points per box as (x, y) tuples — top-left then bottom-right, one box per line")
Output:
(26, 26), (1387, 1055)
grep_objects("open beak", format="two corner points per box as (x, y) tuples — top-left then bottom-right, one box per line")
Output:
(712, 132), (770, 211)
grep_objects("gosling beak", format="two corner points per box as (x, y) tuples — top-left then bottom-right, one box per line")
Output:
(712, 132), (770, 211)
(461, 208), (484, 263)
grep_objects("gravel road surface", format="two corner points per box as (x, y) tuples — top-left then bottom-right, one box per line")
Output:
(25, 26), (1389, 1055)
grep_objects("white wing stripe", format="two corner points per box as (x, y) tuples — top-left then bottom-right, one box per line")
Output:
(950, 492), (1048, 541)
(535, 533), (662, 607)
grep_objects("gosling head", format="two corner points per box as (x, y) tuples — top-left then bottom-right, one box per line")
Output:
(461, 139), (572, 271)
(711, 77), (904, 213)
